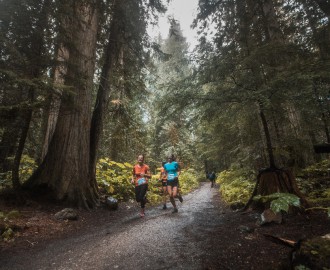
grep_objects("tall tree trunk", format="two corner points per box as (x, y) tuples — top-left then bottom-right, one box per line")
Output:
(108, 46), (126, 161)
(0, 111), (20, 173)
(11, 91), (34, 189)
(12, 0), (52, 188)
(304, 2), (330, 142)
(89, 0), (124, 186)
(40, 44), (68, 162)
(313, 82), (330, 143)
(26, 0), (99, 208)
(258, 102), (276, 168)
(237, 0), (278, 168)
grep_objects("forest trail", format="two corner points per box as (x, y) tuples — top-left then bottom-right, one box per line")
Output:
(1, 182), (328, 270)
(0, 183), (226, 270)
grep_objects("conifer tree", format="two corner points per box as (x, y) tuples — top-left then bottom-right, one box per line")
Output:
(149, 18), (196, 166)
(0, 0), (53, 188)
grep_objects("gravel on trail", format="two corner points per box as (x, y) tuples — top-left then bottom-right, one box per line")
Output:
(0, 183), (225, 270)
(2, 182), (329, 270)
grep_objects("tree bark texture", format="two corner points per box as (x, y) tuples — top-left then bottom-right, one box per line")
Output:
(89, 0), (123, 189)
(11, 92), (33, 189)
(40, 44), (68, 162)
(0, 112), (20, 173)
(258, 102), (276, 168)
(257, 168), (308, 207)
(244, 167), (308, 210)
(26, 0), (99, 208)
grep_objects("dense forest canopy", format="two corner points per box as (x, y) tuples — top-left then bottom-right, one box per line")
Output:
(0, 0), (329, 207)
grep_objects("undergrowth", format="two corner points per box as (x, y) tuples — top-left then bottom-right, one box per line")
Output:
(216, 167), (255, 205)
(296, 159), (330, 207)
(217, 159), (330, 215)
(0, 155), (37, 189)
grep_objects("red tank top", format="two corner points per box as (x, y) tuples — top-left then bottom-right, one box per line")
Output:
(133, 164), (149, 186)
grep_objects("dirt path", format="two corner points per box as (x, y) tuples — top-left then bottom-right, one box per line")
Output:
(0, 183), (224, 270)
(1, 182), (329, 270)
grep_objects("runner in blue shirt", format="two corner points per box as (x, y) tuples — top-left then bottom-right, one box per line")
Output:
(164, 154), (181, 213)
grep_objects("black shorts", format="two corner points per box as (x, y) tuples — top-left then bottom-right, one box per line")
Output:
(134, 184), (148, 208)
(161, 181), (167, 187)
(167, 178), (178, 187)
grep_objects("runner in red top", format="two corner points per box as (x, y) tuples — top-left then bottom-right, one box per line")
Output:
(131, 154), (151, 217)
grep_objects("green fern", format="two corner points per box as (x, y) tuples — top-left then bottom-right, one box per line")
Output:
(253, 193), (301, 213)
(218, 168), (255, 204)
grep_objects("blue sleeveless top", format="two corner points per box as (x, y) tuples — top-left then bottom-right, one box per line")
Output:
(164, 161), (179, 181)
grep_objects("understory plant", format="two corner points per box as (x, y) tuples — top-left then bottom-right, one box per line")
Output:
(0, 155), (37, 189)
(253, 193), (301, 213)
(178, 168), (200, 193)
(217, 168), (255, 205)
(296, 159), (330, 216)
(96, 158), (136, 201)
(0, 210), (20, 242)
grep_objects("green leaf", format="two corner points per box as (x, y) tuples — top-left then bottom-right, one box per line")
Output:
(124, 162), (133, 168)
(115, 162), (126, 169)
(270, 197), (289, 213)
(108, 186), (115, 194)
(253, 193), (300, 213)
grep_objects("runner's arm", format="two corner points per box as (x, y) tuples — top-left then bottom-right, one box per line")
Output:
(143, 167), (151, 179)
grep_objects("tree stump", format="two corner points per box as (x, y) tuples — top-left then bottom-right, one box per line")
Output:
(244, 167), (308, 210)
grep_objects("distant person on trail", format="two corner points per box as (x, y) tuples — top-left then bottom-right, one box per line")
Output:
(164, 154), (183, 213)
(208, 171), (216, 188)
(131, 154), (151, 217)
(159, 161), (168, 210)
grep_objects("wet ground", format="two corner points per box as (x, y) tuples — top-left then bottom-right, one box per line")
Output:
(0, 183), (223, 269)
(1, 182), (329, 269)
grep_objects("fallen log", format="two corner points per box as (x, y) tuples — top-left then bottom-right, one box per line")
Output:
(263, 233), (297, 247)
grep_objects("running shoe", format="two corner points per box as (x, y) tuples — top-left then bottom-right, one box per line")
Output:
(172, 208), (178, 213)
(140, 212), (145, 217)
(162, 204), (167, 210)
